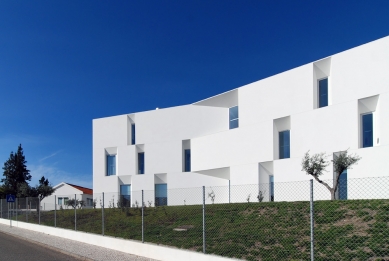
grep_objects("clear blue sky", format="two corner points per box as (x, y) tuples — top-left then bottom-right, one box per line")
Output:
(1, 1), (388, 189)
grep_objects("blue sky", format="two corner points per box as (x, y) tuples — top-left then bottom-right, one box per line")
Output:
(1, 1), (388, 189)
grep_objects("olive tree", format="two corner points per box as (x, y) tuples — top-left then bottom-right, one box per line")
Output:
(301, 150), (361, 200)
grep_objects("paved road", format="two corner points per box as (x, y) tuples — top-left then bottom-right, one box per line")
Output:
(0, 231), (83, 261)
(0, 224), (158, 261)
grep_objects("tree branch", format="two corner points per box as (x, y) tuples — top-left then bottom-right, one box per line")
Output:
(312, 175), (333, 192)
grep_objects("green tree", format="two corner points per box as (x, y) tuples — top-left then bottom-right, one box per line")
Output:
(1, 144), (31, 195)
(35, 176), (55, 201)
(301, 150), (361, 200)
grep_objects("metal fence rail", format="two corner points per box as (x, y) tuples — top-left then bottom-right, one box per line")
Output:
(1, 176), (389, 260)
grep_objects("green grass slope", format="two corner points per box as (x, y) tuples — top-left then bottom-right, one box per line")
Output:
(21, 199), (389, 261)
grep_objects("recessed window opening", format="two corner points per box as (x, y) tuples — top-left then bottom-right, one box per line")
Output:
(184, 149), (191, 172)
(338, 171), (347, 200)
(279, 130), (290, 159)
(269, 176), (274, 202)
(155, 183), (167, 206)
(318, 78), (328, 108)
(107, 155), (116, 176)
(131, 124), (136, 145)
(120, 185), (131, 207)
(138, 152), (145, 174)
(229, 106), (239, 129)
(362, 113), (373, 148)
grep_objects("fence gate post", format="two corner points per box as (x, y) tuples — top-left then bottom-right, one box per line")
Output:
(142, 190), (144, 243)
(203, 186), (206, 254)
(54, 195), (57, 227)
(102, 192), (105, 236)
(310, 179), (314, 261)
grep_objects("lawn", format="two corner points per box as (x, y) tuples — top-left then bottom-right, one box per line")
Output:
(18, 199), (389, 261)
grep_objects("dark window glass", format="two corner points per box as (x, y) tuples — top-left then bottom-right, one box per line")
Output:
(107, 155), (116, 176)
(362, 113), (373, 148)
(279, 130), (290, 159)
(131, 124), (136, 145)
(120, 185), (131, 206)
(184, 149), (191, 172)
(318, 78), (328, 108)
(270, 176), (274, 202)
(155, 184), (167, 206)
(338, 171), (347, 200)
(229, 106), (239, 129)
(138, 152), (145, 174)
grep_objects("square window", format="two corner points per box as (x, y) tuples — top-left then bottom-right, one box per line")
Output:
(362, 113), (373, 148)
(107, 155), (116, 176)
(229, 106), (239, 129)
(86, 198), (93, 206)
(279, 130), (290, 159)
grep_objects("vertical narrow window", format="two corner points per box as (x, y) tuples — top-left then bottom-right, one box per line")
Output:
(279, 130), (290, 159)
(338, 171), (347, 200)
(58, 198), (63, 205)
(107, 155), (116, 176)
(131, 124), (135, 145)
(318, 78), (328, 108)
(269, 176), (274, 202)
(120, 185), (131, 207)
(362, 113), (373, 148)
(155, 183), (167, 206)
(229, 106), (239, 129)
(184, 149), (191, 172)
(138, 152), (145, 174)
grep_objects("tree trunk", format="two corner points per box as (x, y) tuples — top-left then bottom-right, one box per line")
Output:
(331, 189), (336, 200)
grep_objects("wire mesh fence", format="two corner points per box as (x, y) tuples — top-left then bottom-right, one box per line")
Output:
(1, 176), (388, 260)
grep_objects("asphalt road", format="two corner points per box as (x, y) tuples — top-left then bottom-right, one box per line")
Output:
(0, 231), (84, 261)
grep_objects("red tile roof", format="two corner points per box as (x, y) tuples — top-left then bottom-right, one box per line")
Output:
(66, 183), (93, 195)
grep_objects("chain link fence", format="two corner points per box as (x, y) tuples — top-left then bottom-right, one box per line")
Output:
(1, 176), (388, 260)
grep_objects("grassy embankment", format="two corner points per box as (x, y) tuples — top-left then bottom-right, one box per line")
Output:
(21, 199), (389, 261)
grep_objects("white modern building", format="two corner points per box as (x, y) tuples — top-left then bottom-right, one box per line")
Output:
(93, 36), (389, 205)
(41, 182), (94, 210)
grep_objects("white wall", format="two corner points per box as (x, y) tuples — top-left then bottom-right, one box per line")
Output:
(93, 36), (389, 203)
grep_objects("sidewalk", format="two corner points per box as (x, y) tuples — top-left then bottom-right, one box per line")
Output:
(0, 223), (159, 261)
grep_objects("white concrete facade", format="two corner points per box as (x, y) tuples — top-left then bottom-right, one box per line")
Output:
(93, 36), (389, 204)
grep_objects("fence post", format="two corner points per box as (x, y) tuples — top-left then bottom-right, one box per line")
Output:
(203, 186), (206, 254)
(102, 192), (105, 236)
(229, 180), (231, 203)
(26, 197), (28, 222)
(74, 194), (77, 231)
(142, 190), (144, 243)
(16, 198), (18, 222)
(39, 197), (41, 225)
(310, 179), (314, 261)
(54, 195), (57, 228)
(0, 199), (2, 218)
